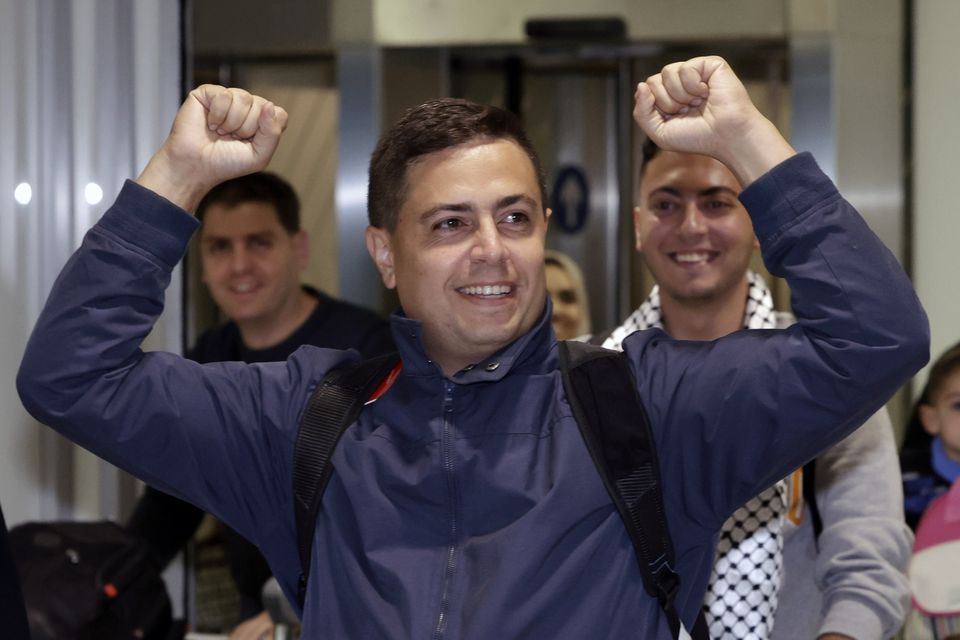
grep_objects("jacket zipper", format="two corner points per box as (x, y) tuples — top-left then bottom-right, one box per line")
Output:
(432, 381), (459, 640)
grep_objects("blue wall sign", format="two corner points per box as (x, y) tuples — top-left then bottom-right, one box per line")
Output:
(550, 165), (590, 234)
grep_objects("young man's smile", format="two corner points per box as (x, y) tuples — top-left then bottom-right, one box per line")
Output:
(635, 150), (758, 306)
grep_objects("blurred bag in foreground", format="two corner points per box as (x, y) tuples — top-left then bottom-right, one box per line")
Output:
(8, 520), (177, 640)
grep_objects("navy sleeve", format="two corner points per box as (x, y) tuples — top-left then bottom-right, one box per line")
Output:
(16, 181), (356, 561)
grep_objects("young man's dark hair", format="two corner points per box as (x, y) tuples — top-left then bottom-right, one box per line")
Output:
(367, 98), (548, 231)
(197, 171), (301, 233)
(639, 136), (663, 178)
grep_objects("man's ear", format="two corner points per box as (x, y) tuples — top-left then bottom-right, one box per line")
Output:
(365, 226), (396, 289)
(292, 229), (310, 271)
(633, 206), (644, 252)
(919, 403), (940, 436)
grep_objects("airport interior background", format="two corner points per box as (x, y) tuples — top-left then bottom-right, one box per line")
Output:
(1, 0), (959, 626)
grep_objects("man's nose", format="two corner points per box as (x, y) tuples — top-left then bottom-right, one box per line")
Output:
(678, 202), (707, 236)
(229, 247), (251, 272)
(471, 219), (507, 263)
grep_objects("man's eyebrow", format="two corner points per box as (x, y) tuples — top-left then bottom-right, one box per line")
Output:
(418, 202), (475, 222)
(646, 186), (739, 198)
(417, 194), (539, 222)
(246, 230), (277, 239)
(699, 186), (740, 198)
(647, 186), (682, 199)
(496, 194), (538, 210)
(201, 230), (277, 243)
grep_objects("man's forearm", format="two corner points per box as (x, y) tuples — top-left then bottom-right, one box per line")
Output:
(17, 181), (196, 436)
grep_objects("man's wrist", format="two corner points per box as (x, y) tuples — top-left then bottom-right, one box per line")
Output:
(135, 147), (213, 214)
(98, 181), (199, 271)
(716, 116), (796, 188)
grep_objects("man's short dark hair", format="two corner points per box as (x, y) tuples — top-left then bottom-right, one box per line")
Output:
(197, 172), (300, 233)
(367, 98), (547, 231)
(639, 137), (663, 181)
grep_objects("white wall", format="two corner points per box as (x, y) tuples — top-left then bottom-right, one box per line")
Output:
(914, 0), (960, 378)
(789, 0), (905, 261)
(334, 0), (786, 46)
(0, 0), (182, 527)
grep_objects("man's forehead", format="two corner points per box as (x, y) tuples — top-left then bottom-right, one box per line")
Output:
(640, 151), (741, 195)
(200, 227), (279, 241)
(399, 139), (542, 213)
(409, 137), (535, 177)
(201, 202), (286, 234)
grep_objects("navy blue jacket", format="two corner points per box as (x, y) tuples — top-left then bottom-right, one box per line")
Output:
(127, 284), (395, 619)
(17, 153), (928, 638)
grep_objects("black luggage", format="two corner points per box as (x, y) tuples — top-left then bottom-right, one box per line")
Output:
(0, 504), (30, 639)
(8, 520), (176, 640)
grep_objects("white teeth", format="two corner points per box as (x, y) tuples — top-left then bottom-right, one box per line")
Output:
(674, 252), (710, 263)
(232, 283), (255, 293)
(461, 285), (512, 296)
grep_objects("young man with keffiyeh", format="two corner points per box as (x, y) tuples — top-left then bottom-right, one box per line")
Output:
(597, 140), (914, 640)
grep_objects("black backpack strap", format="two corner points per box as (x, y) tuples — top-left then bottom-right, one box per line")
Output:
(292, 352), (400, 609)
(559, 340), (707, 640)
(801, 459), (822, 542)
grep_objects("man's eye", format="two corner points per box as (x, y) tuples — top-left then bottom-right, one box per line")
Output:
(651, 200), (676, 214)
(433, 218), (464, 231)
(503, 211), (530, 225)
(206, 242), (229, 254)
(705, 200), (732, 210)
(250, 237), (273, 249)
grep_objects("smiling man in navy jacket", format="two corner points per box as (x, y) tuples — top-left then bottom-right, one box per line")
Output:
(17, 57), (928, 638)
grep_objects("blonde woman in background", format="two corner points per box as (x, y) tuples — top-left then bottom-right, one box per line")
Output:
(544, 249), (592, 340)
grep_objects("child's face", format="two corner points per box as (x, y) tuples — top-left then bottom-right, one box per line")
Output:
(920, 369), (960, 461)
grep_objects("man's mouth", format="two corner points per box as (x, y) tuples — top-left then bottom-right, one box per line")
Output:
(670, 251), (716, 265)
(229, 282), (259, 294)
(458, 284), (513, 297)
